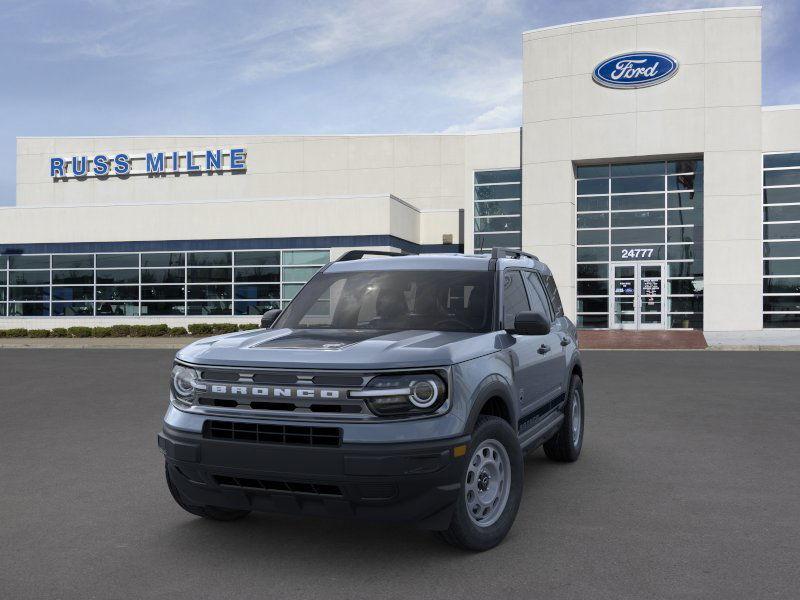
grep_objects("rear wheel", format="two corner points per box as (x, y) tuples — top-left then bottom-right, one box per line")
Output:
(437, 415), (523, 551)
(165, 463), (250, 521)
(543, 374), (584, 462)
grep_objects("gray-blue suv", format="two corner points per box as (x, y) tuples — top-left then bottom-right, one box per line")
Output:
(158, 248), (584, 551)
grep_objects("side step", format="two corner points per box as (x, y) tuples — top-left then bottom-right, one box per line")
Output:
(519, 412), (563, 452)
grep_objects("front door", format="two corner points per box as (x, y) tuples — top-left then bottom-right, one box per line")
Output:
(610, 262), (666, 330)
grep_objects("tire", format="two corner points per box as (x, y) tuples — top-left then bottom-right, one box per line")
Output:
(437, 415), (523, 551)
(165, 463), (251, 521)
(543, 374), (584, 462)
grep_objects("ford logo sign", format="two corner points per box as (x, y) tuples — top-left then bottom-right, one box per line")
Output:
(593, 52), (678, 89)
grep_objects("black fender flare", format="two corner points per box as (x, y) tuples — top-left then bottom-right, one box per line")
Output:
(463, 374), (517, 434)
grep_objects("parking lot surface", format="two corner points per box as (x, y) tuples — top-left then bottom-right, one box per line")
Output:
(1, 349), (798, 600)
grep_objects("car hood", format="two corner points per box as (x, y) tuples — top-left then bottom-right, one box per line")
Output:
(176, 328), (501, 370)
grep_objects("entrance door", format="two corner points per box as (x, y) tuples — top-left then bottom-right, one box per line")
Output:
(610, 262), (666, 330)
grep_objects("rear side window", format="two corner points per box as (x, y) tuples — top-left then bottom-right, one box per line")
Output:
(542, 274), (564, 318)
(502, 271), (530, 328)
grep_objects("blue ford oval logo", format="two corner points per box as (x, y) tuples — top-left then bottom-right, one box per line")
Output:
(593, 52), (679, 89)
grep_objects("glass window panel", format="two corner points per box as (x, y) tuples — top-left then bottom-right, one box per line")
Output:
(764, 153), (800, 169)
(52, 302), (94, 316)
(577, 281), (608, 295)
(234, 284), (280, 300)
(764, 223), (800, 240)
(282, 250), (330, 266)
(234, 251), (279, 266)
(96, 254), (137, 268)
(140, 302), (185, 316)
(764, 241), (800, 258)
(187, 252), (231, 267)
(577, 246), (609, 262)
(577, 196), (608, 212)
(9, 271), (50, 285)
(577, 230), (608, 245)
(282, 266), (320, 283)
(474, 170), (520, 184)
(96, 286), (138, 301)
(141, 253), (185, 268)
(764, 170), (800, 187)
(52, 254), (93, 269)
(141, 268), (185, 284)
(96, 302), (138, 316)
(669, 297), (703, 312)
(577, 212), (608, 229)
(235, 300), (281, 315)
(611, 210), (665, 228)
(611, 162), (664, 177)
(187, 301), (232, 315)
(576, 165), (608, 179)
(53, 286), (94, 301)
(474, 216), (521, 232)
(611, 228), (664, 244)
(667, 191), (702, 209)
(141, 285), (185, 300)
(282, 283), (305, 300)
(764, 205), (800, 222)
(611, 176), (663, 194)
(764, 314), (800, 328)
(611, 194), (664, 210)
(667, 209), (699, 226)
(96, 269), (138, 284)
(763, 187), (800, 204)
(0, 255), (6, 269)
(576, 179), (608, 195)
(764, 278), (800, 294)
(473, 232), (521, 250)
(667, 174), (700, 191)
(187, 285), (232, 300)
(668, 279), (702, 295)
(763, 296), (800, 312)
(667, 160), (702, 174)
(474, 200), (521, 217)
(0, 272), (5, 286)
(474, 184), (521, 200)
(667, 245), (694, 261)
(10, 287), (50, 301)
(9, 255), (49, 269)
(52, 270), (93, 284)
(668, 262), (697, 277)
(577, 264), (608, 279)
(667, 227), (694, 243)
(234, 266), (280, 282)
(577, 314), (608, 328)
(577, 298), (608, 313)
(8, 302), (49, 316)
(187, 267), (231, 283)
(0, 304), (5, 315)
(669, 314), (703, 329)
(764, 259), (800, 276)
(0, 289), (4, 301)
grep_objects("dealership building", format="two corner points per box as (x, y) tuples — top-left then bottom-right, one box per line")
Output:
(2, 6), (799, 334)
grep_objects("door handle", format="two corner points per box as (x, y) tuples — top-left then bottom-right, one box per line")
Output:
(538, 344), (551, 354)
(560, 336), (570, 347)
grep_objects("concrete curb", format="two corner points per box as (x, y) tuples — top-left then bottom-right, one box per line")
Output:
(0, 337), (204, 349)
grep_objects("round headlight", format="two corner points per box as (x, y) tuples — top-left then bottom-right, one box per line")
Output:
(409, 379), (439, 408)
(171, 365), (198, 400)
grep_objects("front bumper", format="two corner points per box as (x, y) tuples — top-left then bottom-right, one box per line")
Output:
(158, 423), (470, 530)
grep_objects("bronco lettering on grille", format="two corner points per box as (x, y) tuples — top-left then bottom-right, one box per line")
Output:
(208, 384), (341, 400)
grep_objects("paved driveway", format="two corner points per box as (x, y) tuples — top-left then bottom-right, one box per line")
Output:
(1, 350), (797, 599)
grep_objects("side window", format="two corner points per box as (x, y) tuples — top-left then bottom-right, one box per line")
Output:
(522, 271), (551, 320)
(502, 271), (530, 328)
(542, 274), (565, 318)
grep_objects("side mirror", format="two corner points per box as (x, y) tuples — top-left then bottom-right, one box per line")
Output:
(260, 308), (282, 329)
(509, 311), (551, 336)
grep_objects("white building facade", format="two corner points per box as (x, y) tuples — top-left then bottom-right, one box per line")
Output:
(2, 6), (799, 332)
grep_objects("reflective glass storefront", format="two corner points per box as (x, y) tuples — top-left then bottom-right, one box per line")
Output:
(0, 248), (329, 317)
(474, 169), (522, 251)
(763, 152), (800, 328)
(575, 159), (704, 329)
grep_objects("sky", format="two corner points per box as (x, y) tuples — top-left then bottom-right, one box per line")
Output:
(1, 0), (798, 206)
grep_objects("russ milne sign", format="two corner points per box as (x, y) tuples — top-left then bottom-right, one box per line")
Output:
(593, 52), (678, 89)
(50, 148), (246, 179)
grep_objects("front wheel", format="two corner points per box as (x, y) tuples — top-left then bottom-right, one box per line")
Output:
(437, 415), (523, 551)
(543, 374), (584, 462)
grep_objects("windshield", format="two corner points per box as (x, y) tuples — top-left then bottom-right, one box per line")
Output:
(274, 269), (495, 333)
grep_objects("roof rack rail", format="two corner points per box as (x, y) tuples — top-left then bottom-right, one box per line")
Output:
(490, 247), (539, 261)
(335, 250), (411, 262)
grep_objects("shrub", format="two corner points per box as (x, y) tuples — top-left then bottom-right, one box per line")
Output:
(0, 329), (5, 338)
(129, 325), (149, 337)
(4, 328), (29, 338)
(67, 326), (92, 338)
(238, 324), (259, 331)
(146, 324), (169, 337)
(188, 323), (213, 336)
(28, 329), (51, 338)
(210, 323), (238, 335)
(50, 328), (69, 338)
(109, 324), (132, 337)
(167, 326), (188, 337)
(91, 327), (113, 338)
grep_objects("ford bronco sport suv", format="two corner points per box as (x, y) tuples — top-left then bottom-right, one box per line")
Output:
(158, 248), (584, 551)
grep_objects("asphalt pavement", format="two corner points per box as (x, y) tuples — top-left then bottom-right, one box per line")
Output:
(1, 349), (798, 599)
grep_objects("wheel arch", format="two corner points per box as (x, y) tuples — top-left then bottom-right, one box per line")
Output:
(464, 376), (517, 434)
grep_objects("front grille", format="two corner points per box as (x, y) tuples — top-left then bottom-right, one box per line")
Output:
(204, 420), (342, 447)
(213, 475), (343, 497)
